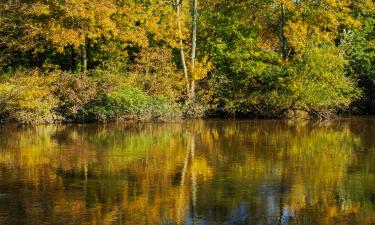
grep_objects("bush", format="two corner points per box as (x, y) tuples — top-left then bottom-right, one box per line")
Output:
(0, 70), (60, 124)
(290, 44), (361, 117)
(131, 47), (184, 100)
(89, 85), (181, 121)
(211, 42), (361, 119)
(107, 86), (152, 120)
(54, 72), (99, 121)
(151, 96), (182, 121)
(254, 44), (361, 118)
(0, 69), (183, 124)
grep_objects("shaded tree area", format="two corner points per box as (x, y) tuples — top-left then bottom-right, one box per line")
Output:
(0, 0), (374, 123)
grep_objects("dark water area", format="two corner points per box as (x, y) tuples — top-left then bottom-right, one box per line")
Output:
(0, 118), (374, 225)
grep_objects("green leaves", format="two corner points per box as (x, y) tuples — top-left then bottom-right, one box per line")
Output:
(345, 17), (375, 113)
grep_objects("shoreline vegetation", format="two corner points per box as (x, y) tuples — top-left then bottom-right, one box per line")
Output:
(0, 1), (374, 124)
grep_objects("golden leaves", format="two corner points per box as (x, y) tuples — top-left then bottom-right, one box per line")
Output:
(284, 21), (308, 55)
(0, 70), (60, 124)
(131, 46), (184, 98)
(3, 0), (178, 53)
(190, 55), (213, 81)
(25, 3), (51, 16)
(274, 0), (366, 55)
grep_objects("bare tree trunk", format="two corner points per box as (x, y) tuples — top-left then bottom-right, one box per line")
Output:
(176, 0), (190, 98)
(190, 0), (198, 101)
(280, 2), (288, 60)
(81, 38), (87, 73)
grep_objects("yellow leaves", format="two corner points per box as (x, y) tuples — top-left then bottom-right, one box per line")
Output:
(274, 0), (366, 56)
(311, 0), (363, 32)
(6, 76), (55, 110)
(26, 3), (51, 16)
(310, 27), (334, 43)
(131, 47), (183, 98)
(0, 82), (15, 100)
(343, 17), (362, 29)
(116, 0), (178, 48)
(281, 0), (299, 11)
(0, 70), (60, 123)
(190, 55), (213, 81)
(61, 0), (117, 42)
(47, 26), (83, 48)
(354, 0), (375, 15)
(284, 21), (308, 55)
(8, 0), (177, 52)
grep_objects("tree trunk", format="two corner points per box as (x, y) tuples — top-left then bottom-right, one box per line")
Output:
(81, 38), (87, 73)
(280, 2), (288, 60)
(190, 0), (198, 101)
(176, 0), (190, 98)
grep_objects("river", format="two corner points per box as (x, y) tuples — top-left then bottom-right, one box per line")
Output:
(0, 118), (374, 224)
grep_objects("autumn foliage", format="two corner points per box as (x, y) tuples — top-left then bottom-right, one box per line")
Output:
(0, 0), (374, 123)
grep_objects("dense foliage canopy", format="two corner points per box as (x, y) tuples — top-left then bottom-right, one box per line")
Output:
(0, 0), (374, 123)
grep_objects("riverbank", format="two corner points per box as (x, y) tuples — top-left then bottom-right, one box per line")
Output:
(0, 69), (370, 125)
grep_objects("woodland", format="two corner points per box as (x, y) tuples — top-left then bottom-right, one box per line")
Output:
(0, 0), (374, 123)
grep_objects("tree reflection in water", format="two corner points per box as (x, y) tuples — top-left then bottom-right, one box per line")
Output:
(0, 119), (374, 225)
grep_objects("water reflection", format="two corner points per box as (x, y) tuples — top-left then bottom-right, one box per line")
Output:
(0, 119), (374, 225)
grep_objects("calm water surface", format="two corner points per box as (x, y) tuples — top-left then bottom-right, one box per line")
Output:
(0, 119), (374, 225)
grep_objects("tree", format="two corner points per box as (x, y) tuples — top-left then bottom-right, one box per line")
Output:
(346, 17), (375, 113)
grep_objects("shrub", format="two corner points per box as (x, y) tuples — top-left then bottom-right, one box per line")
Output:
(0, 69), (183, 124)
(0, 70), (60, 124)
(131, 47), (184, 100)
(151, 96), (182, 121)
(107, 86), (152, 120)
(288, 44), (361, 118)
(89, 86), (151, 121)
(89, 85), (181, 121)
(212, 42), (361, 119)
(54, 72), (99, 121)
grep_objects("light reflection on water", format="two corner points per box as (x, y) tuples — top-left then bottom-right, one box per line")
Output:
(0, 119), (374, 225)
